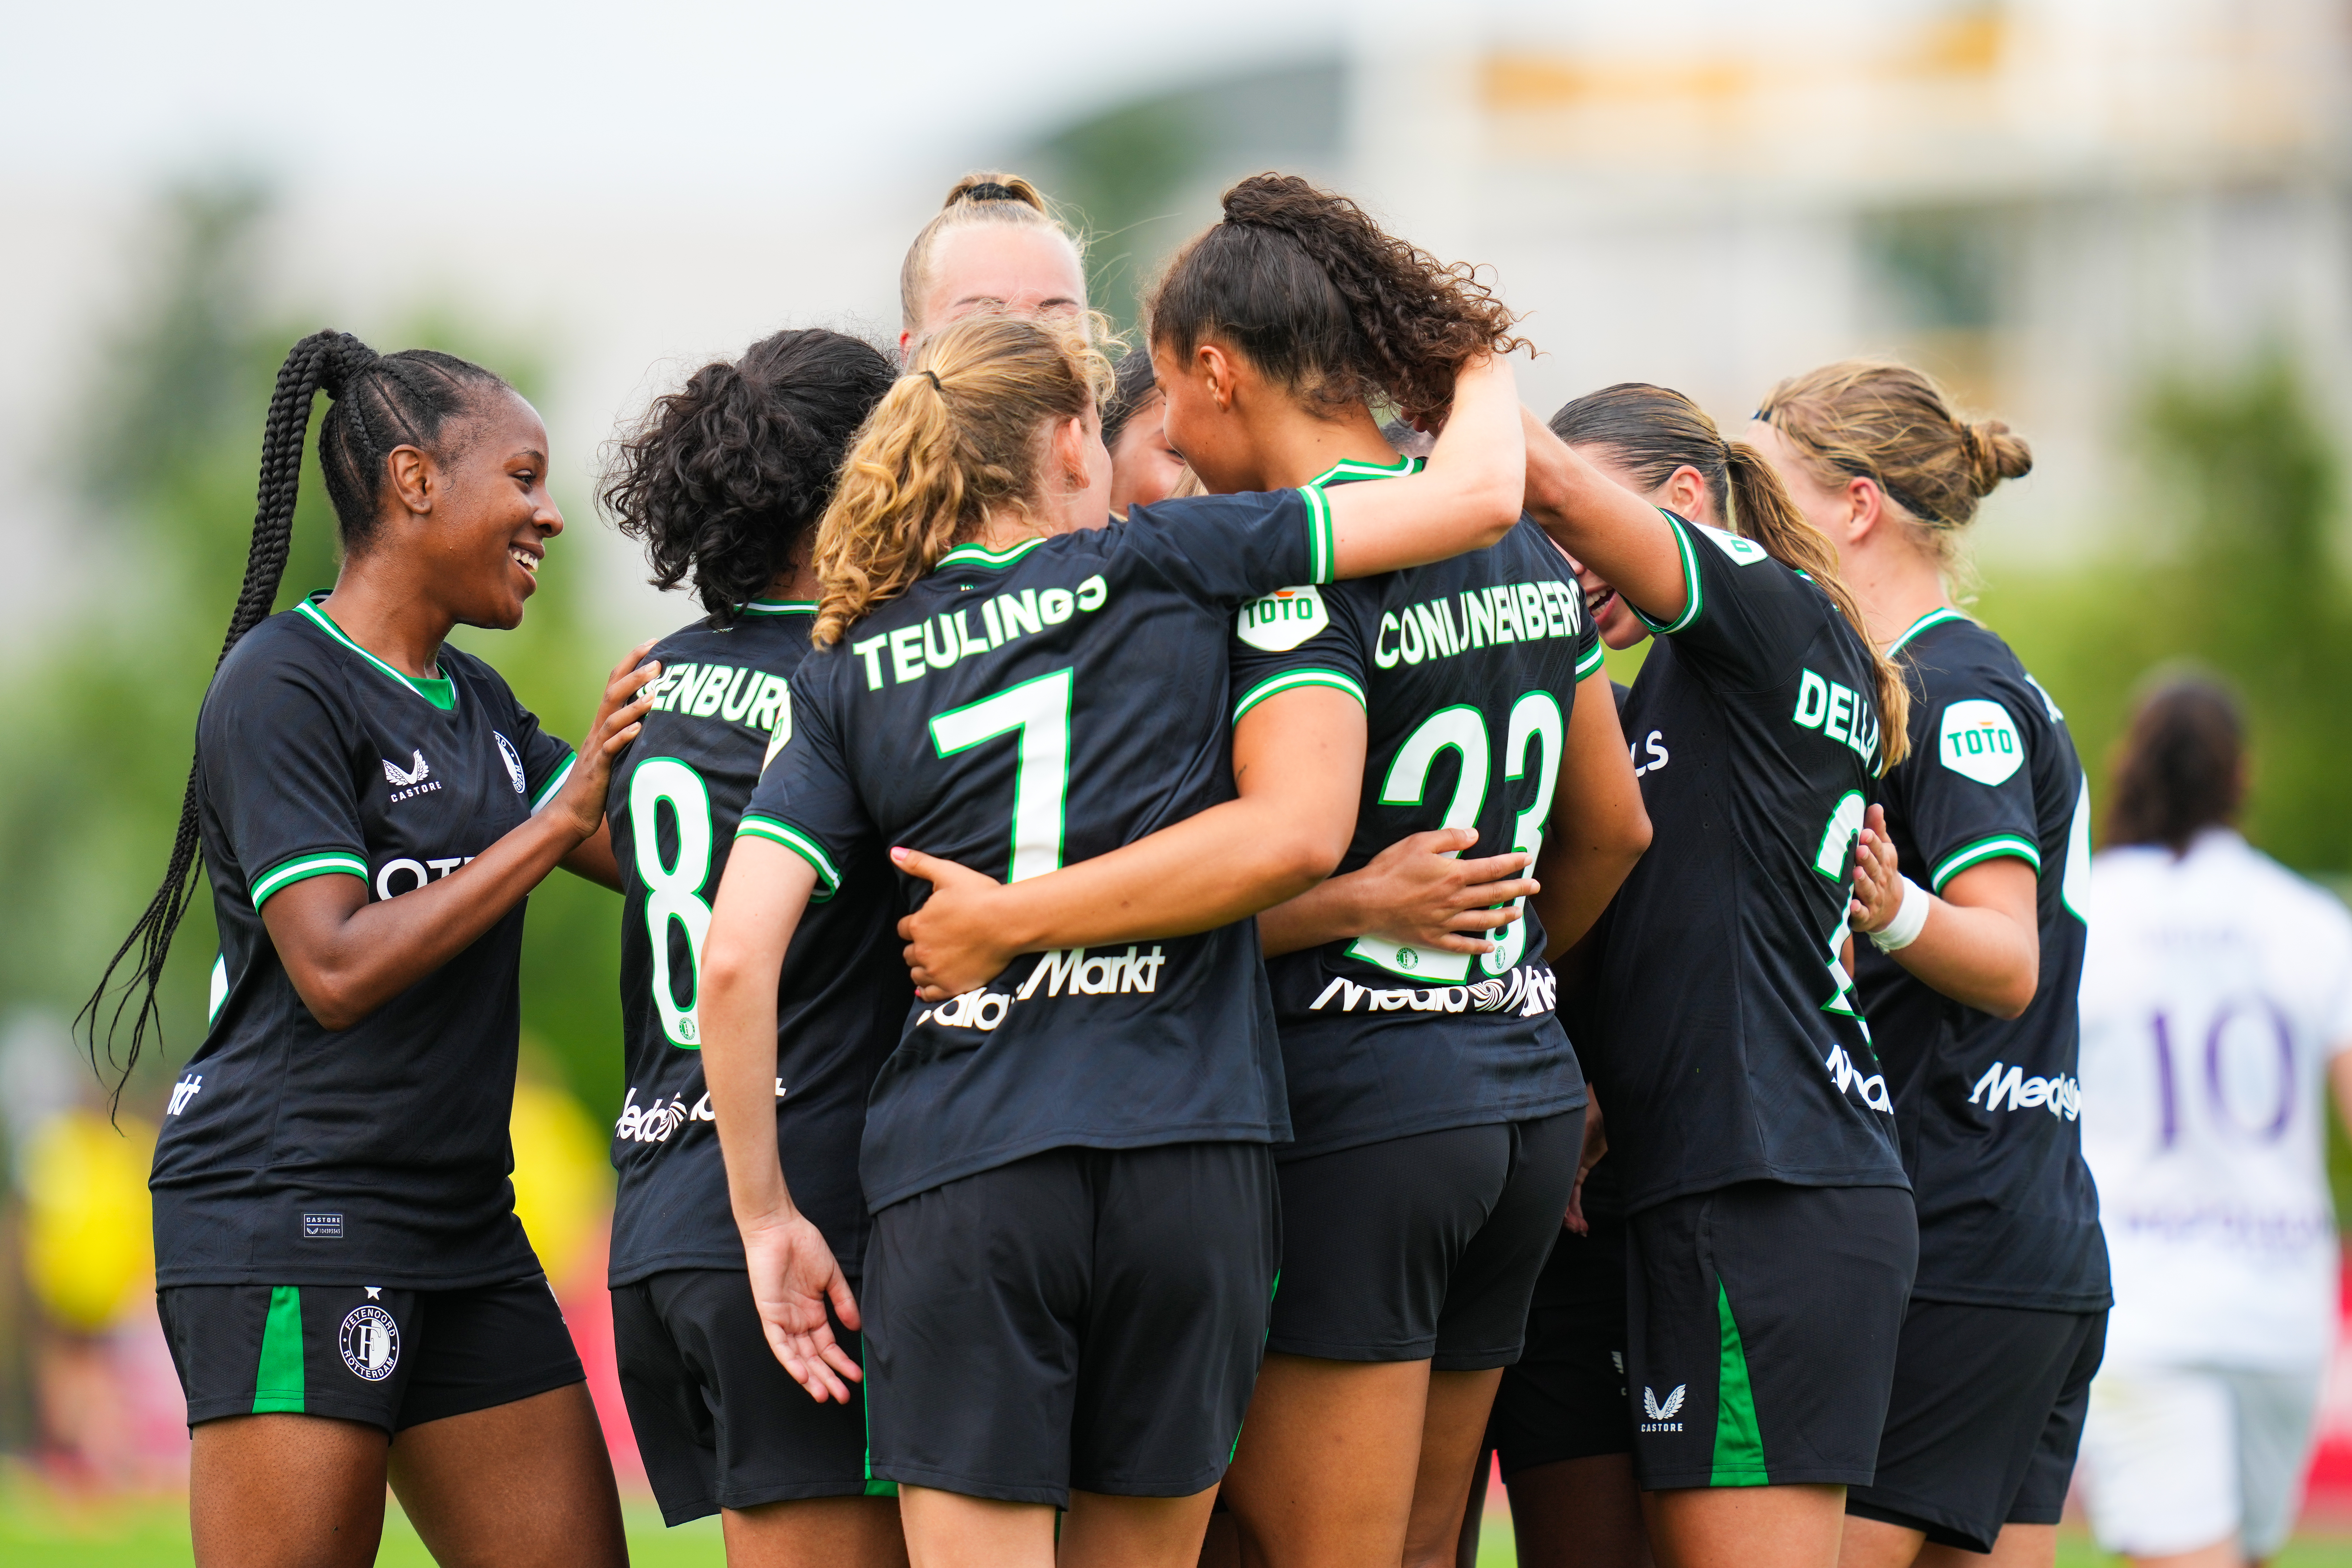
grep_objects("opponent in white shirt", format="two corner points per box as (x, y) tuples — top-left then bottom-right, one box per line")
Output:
(2077, 678), (2352, 1566)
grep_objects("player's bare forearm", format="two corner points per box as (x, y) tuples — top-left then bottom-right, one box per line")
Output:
(1326, 355), (1524, 577)
(261, 806), (597, 1031)
(1536, 667), (1650, 958)
(1879, 857), (2040, 1019)
(701, 837), (816, 1229)
(1257, 874), (1369, 958)
(1520, 411), (1690, 625)
(560, 821), (624, 891)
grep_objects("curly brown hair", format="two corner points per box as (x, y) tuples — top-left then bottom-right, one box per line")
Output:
(1147, 173), (1528, 422)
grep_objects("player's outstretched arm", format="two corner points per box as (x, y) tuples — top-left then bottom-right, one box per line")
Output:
(1256, 827), (1538, 961)
(892, 686), (1368, 1001)
(1520, 411), (1691, 627)
(1321, 353), (1525, 578)
(1534, 666), (1650, 958)
(261, 642), (659, 1031)
(701, 836), (864, 1403)
(1847, 804), (2039, 1018)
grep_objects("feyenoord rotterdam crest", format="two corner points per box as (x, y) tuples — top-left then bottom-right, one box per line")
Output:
(339, 1304), (400, 1381)
(494, 731), (527, 794)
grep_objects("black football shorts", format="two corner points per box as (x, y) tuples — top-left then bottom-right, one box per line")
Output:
(613, 1267), (894, 1526)
(157, 1275), (583, 1435)
(1847, 1300), (2107, 1551)
(1270, 1110), (1581, 1370)
(860, 1140), (1279, 1506)
(1488, 1206), (1634, 1475)
(1625, 1181), (1916, 1490)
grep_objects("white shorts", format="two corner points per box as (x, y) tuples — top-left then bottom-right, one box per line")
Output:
(2077, 1362), (2324, 1560)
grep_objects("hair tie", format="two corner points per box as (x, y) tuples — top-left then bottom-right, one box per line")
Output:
(962, 182), (1020, 204)
(921, 370), (943, 393)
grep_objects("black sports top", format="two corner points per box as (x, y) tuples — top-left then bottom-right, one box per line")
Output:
(1854, 609), (2107, 1311)
(606, 603), (903, 1286)
(746, 489), (1344, 1209)
(1584, 514), (1908, 1211)
(152, 598), (574, 1288)
(1228, 457), (1598, 1159)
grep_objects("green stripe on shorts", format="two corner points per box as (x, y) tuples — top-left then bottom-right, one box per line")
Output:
(252, 1286), (306, 1414)
(859, 1333), (897, 1497)
(1710, 1279), (1767, 1486)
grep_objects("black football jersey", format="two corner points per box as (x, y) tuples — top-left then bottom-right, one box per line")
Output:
(1228, 462), (1598, 1159)
(747, 489), (1338, 1209)
(606, 602), (904, 1287)
(1854, 610), (2107, 1310)
(1587, 512), (1907, 1211)
(152, 596), (576, 1288)
(1556, 681), (1633, 1223)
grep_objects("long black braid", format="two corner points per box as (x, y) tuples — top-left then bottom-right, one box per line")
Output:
(79, 329), (507, 1108)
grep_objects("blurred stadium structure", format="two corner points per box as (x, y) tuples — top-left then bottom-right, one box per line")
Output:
(4, 0), (2352, 1542)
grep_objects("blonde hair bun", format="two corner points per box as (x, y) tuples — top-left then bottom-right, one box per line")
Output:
(1963, 418), (2034, 495)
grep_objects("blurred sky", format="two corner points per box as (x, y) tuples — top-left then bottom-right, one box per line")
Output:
(0, 0), (1884, 196)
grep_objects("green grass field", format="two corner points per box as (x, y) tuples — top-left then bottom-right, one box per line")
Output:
(11, 1475), (2352, 1567)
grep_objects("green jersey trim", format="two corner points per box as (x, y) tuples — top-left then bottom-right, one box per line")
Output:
(1887, 606), (1974, 656)
(1306, 452), (1418, 487)
(742, 600), (817, 616)
(1575, 639), (1607, 680)
(1710, 1280), (1768, 1486)
(1297, 452), (1418, 587)
(529, 754), (576, 813)
(251, 851), (369, 908)
(1232, 668), (1367, 723)
(251, 1286), (306, 1415)
(736, 814), (843, 897)
(1929, 833), (2043, 893)
(1631, 510), (1704, 637)
(294, 598), (456, 710)
(936, 538), (1047, 571)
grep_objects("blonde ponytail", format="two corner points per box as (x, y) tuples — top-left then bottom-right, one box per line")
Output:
(812, 313), (1109, 647)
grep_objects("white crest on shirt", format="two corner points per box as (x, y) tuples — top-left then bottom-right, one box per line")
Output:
(1939, 700), (2024, 786)
(492, 732), (526, 794)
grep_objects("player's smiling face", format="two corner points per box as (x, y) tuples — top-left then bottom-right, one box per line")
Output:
(429, 386), (562, 630)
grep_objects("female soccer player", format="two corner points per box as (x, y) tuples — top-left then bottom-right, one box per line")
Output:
(597, 328), (905, 1565)
(897, 170), (1087, 359)
(1476, 383), (1800, 1568)
(1517, 383), (1916, 1568)
(1748, 362), (2104, 1568)
(86, 330), (659, 1568)
(1101, 348), (1185, 517)
(700, 301), (1528, 1568)
(2074, 679), (2352, 1568)
(1169, 176), (1648, 1568)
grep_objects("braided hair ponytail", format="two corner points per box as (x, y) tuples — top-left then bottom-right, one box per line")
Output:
(1148, 173), (1528, 423)
(80, 330), (507, 1106)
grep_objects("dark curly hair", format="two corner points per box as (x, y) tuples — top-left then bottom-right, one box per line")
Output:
(1100, 347), (1162, 452)
(602, 328), (895, 619)
(1147, 172), (1528, 422)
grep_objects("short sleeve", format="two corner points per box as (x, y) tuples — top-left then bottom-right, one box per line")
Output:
(506, 701), (577, 813)
(738, 656), (870, 901)
(1121, 489), (1324, 608)
(201, 660), (370, 908)
(1227, 583), (1372, 724)
(1630, 510), (1822, 688)
(1887, 675), (2043, 894)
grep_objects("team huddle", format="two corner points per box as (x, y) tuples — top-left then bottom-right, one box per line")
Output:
(91, 170), (2119, 1568)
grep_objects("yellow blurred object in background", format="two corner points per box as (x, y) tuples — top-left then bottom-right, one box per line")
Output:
(509, 1076), (610, 1285)
(24, 1110), (154, 1332)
